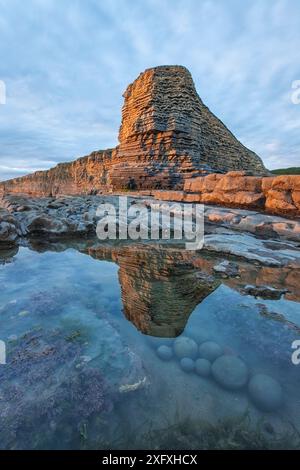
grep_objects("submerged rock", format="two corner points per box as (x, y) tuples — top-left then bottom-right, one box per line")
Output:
(211, 355), (249, 390)
(248, 374), (283, 412)
(184, 328), (210, 345)
(156, 345), (173, 361)
(180, 357), (195, 373)
(195, 358), (211, 377)
(213, 260), (240, 277)
(0, 220), (18, 248)
(173, 336), (198, 360)
(199, 341), (223, 362)
(242, 285), (287, 300)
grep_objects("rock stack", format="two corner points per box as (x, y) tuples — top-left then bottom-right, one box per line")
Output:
(0, 65), (267, 196)
(110, 66), (266, 190)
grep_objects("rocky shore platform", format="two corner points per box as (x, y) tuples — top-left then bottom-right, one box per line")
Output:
(0, 193), (299, 269)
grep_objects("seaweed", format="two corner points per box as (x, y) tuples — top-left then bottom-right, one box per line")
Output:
(139, 412), (300, 450)
(0, 328), (112, 450)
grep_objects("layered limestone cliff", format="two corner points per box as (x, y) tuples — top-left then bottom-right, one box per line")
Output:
(0, 65), (267, 196)
(0, 150), (113, 197)
(154, 171), (300, 217)
(110, 65), (266, 189)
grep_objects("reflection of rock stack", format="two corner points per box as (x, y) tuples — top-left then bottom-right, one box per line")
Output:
(88, 244), (218, 337)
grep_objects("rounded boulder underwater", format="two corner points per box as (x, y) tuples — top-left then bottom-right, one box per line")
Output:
(195, 358), (211, 377)
(212, 355), (249, 390)
(173, 336), (198, 360)
(199, 341), (223, 362)
(156, 345), (173, 361)
(180, 357), (195, 373)
(248, 374), (283, 412)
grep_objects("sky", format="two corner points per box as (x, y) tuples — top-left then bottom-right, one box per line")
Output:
(0, 0), (300, 181)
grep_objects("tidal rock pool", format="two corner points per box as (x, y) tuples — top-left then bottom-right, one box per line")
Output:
(0, 242), (300, 449)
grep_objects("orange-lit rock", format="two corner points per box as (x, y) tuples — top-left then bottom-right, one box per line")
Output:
(156, 172), (300, 216)
(0, 65), (267, 197)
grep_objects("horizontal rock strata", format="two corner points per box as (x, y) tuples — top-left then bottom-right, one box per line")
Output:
(112, 66), (266, 190)
(0, 65), (267, 197)
(153, 171), (300, 217)
(0, 150), (113, 197)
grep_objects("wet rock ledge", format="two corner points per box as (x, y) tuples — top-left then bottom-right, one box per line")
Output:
(0, 194), (299, 270)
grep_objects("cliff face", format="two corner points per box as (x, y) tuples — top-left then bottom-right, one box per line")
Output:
(0, 150), (113, 197)
(0, 65), (267, 196)
(110, 66), (266, 190)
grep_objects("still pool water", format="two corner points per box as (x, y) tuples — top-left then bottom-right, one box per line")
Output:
(0, 243), (300, 449)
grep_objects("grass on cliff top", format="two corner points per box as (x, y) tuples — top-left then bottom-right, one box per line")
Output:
(271, 167), (300, 175)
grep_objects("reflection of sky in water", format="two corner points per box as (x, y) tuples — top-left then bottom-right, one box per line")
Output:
(0, 247), (300, 449)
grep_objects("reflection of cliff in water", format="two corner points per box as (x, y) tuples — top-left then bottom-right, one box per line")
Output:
(87, 244), (219, 337)
(22, 238), (300, 336)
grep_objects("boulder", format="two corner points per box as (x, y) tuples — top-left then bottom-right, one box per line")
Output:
(211, 355), (249, 390)
(27, 215), (69, 235)
(213, 260), (240, 277)
(199, 341), (223, 362)
(156, 345), (173, 361)
(248, 374), (283, 412)
(270, 175), (300, 192)
(173, 336), (198, 360)
(0, 220), (18, 248)
(180, 357), (195, 373)
(215, 174), (262, 193)
(242, 285), (286, 300)
(292, 190), (300, 210)
(265, 189), (296, 214)
(195, 358), (211, 377)
(201, 190), (265, 209)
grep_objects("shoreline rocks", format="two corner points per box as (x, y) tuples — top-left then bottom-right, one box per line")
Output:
(154, 172), (300, 218)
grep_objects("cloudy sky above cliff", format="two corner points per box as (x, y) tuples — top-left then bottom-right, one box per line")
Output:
(0, 0), (300, 180)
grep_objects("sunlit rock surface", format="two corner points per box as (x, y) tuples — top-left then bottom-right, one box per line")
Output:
(155, 172), (300, 217)
(0, 66), (267, 197)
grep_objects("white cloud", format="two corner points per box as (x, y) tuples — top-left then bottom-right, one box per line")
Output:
(0, 0), (300, 180)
